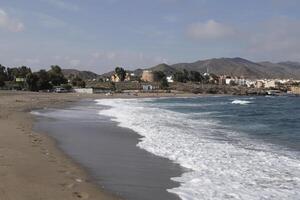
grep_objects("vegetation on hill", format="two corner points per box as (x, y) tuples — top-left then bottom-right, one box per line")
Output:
(100, 57), (300, 80)
(62, 69), (99, 80)
(153, 71), (168, 89)
(114, 67), (126, 81)
(1, 57), (300, 94)
(98, 58), (300, 80)
(145, 58), (300, 79)
(149, 63), (176, 76)
(71, 76), (86, 88)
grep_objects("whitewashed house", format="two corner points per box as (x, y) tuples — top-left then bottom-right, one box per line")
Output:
(142, 84), (154, 91)
(167, 76), (174, 83)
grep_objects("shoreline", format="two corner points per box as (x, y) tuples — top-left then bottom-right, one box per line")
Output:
(0, 91), (122, 200)
(34, 100), (183, 200)
(0, 91), (201, 200)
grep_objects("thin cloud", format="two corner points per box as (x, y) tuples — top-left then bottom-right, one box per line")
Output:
(42, 0), (79, 11)
(246, 17), (300, 61)
(69, 59), (81, 67)
(89, 50), (170, 71)
(187, 20), (235, 40)
(37, 13), (66, 29)
(0, 9), (24, 32)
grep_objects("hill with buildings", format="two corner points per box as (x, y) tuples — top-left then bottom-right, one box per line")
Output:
(65, 58), (300, 80)
(167, 58), (300, 79)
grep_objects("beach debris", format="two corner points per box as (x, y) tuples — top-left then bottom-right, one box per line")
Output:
(75, 178), (83, 183)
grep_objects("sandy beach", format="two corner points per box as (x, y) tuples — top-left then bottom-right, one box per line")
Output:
(0, 91), (197, 200)
(0, 91), (123, 200)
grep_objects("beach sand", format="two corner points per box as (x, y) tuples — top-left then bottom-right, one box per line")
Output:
(34, 100), (183, 200)
(0, 91), (121, 200)
(0, 91), (197, 200)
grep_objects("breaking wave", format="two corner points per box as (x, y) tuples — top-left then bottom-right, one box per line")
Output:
(95, 98), (300, 200)
(231, 99), (252, 105)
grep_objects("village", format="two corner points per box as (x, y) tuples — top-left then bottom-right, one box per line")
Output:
(1, 64), (300, 95)
(74, 67), (300, 96)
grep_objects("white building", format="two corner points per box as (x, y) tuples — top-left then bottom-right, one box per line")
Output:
(142, 84), (154, 91)
(264, 80), (277, 88)
(73, 88), (94, 94)
(225, 77), (246, 86)
(167, 76), (174, 83)
(73, 88), (112, 94)
(225, 78), (232, 85)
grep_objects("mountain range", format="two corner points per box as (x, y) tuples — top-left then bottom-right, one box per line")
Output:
(63, 57), (300, 80)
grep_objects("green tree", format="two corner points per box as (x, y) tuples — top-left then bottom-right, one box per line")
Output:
(189, 71), (203, 82)
(160, 77), (169, 89)
(153, 71), (169, 89)
(6, 67), (14, 81)
(37, 70), (52, 90)
(48, 65), (67, 86)
(17, 66), (31, 78)
(173, 70), (189, 83)
(0, 64), (8, 87)
(26, 73), (39, 91)
(115, 67), (126, 81)
(173, 71), (184, 82)
(153, 71), (166, 81)
(183, 69), (189, 81)
(71, 76), (86, 88)
(61, 84), (72, 91)
(6, 66), (31, 81)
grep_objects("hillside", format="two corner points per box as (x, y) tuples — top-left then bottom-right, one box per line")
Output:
(97, 58), (300, 79)
(62, 69), (99, 80)
(148, 63), (177, 76)
(152, 58), (300, 79)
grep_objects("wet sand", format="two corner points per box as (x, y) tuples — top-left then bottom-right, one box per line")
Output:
(0, 91), (198, 200)
(0, 91), (121, 200)
(34, 100), (183, 200)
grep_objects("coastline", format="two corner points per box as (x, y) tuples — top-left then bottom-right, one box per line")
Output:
(0, 91), (199, 200)
(0, 91), (122, 200)
(34, 100), (184, 200)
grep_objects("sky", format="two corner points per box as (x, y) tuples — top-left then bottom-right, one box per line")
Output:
(1, 0), (300, 73)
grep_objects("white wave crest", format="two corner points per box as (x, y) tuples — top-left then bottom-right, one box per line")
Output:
(95, 98), (300, 200)
(231, 99), (252, 105)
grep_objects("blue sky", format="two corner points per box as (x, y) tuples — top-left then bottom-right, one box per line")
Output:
(1, 0), (300, 73)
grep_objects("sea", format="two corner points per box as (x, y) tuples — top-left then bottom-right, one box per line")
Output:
(34, 95), (300, 200)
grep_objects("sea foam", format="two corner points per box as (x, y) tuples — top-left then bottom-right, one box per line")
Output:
(96, 98), (300, 200)
(231, 99), (252, 105)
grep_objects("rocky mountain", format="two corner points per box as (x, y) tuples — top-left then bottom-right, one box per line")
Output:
(62, 69), (99, 80)
(93, 57), (300, 79)
(148, 58), (300, 79)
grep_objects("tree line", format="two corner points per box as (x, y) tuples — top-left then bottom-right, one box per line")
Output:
(112, 67), (217, 88)
(173, 69), (218, 83)
(114, 67), (170, 88)
(0, 64), (85, 91)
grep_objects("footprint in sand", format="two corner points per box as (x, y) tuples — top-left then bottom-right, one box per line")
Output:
(73, 191), (89, 199)
(60, 182), (75, 190)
